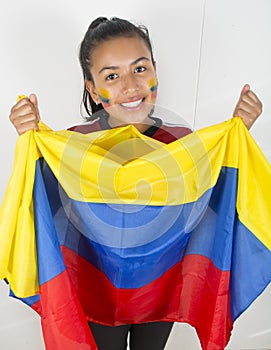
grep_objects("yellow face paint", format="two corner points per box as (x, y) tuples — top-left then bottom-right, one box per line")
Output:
(148, 78), (158, 100)
(98, 88), (111, 107)
(148, 78), (157, 91)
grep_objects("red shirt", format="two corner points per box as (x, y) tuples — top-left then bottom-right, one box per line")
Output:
(69, 116), (191, 144)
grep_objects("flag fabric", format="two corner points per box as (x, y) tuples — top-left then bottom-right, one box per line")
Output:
(1, 117), (271, 350)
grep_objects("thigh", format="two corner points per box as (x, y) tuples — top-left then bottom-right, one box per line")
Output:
(129, 322), (174, 350)
(88, 322), (131, 350)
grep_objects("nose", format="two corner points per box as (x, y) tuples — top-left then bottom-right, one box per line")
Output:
(121, 73), (139, 95)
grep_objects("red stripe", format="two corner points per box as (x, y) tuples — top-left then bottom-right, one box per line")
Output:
(62, 246), (233, 350)
(32, 270), (97, 350)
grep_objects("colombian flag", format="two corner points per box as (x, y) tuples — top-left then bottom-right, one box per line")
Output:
(1, 117), (271, 350)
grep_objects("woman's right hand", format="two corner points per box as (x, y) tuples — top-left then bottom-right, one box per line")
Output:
(9, 93), (40, 135)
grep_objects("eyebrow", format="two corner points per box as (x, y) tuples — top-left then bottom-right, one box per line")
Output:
(98, 56), (151, 74)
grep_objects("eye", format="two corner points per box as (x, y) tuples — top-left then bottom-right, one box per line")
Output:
(134, 66), (146, 73)
(106, 73), (118, 81)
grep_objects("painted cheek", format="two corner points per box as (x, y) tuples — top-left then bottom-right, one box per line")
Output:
(151, 89), (158, 100)
(148, 78), (158, 100)
(98, 88), (111, 108)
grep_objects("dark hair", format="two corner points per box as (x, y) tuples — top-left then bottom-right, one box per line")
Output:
(79, 17), (155, 119)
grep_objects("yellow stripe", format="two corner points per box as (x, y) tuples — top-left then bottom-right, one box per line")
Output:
(16, 94), (28, 102)
(0, 130), (40, 296)
(31, 119), (238, 205)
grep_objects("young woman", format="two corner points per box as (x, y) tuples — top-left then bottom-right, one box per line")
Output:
(9, 17), (262, 350)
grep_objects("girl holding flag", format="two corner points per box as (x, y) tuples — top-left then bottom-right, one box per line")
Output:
(8, 17), (262, 350)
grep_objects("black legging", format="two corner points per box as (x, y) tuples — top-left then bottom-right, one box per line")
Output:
(88, 321), (174, 350)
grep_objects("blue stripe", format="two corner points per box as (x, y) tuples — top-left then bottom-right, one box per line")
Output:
(230, 219), (271, 321)
(10, 289), (40, 307)
(33, 160), (66, 285)
(37, 161), (244, 288)
(9, 161), (66, 305)
(185, 166), (238, 270)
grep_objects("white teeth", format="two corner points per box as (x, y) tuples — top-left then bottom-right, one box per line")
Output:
(121, 99), (143, 108)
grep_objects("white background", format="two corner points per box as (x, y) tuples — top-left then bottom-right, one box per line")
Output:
(0, 0), (271, 349)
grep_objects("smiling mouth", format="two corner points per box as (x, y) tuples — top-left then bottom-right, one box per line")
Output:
(120, 98), (144, 109)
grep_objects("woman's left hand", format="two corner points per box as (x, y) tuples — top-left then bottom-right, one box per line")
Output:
(233, 84), (262, 130)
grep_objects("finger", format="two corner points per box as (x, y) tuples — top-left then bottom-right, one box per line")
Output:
(239, 94), (258, 108)
(234, 85), (251, 114)
(10, 103), (36, 122)
(11, 96), (30, 112)
(240, 95), (262, 116)
(235, 102), (253, 116)
(240, 87), (262, 106)
(12, 112), (39, 125)
(236, 101), (262, 116)
(235, 109), (255, 122)
(240, 83), (250, 96)
(29, 93), (40, 120)
(235, 104), (262, 125)
(236, 110), (253, 119)
(9, 106), (40, 134)
(15, 121), (39, 136)
(12, 94), (40, 120)
(246, 90), (262, 104)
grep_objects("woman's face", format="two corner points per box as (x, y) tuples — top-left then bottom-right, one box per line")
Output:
(86, 36), (158, 128)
